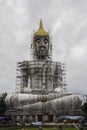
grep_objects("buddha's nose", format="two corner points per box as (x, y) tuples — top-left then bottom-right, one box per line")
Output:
(41, 40), (44, 46)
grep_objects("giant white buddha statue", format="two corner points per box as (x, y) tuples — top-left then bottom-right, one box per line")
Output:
(5, 20), (82, 123)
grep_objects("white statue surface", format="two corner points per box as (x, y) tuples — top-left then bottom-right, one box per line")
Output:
(5, 20), (82, 123)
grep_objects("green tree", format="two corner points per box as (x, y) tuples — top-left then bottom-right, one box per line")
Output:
(0, 92), (7, 116)
(81, 102), (87, 116)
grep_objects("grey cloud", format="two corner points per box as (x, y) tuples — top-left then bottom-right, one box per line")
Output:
(0, 0), (87, 95)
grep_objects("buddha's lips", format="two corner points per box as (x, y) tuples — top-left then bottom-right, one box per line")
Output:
(39, 46), (46, 53)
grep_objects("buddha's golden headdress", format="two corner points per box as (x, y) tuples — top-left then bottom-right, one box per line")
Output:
(33, 19), (49, 38)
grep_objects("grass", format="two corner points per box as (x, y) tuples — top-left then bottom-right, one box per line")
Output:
(0, 127), (87, 130)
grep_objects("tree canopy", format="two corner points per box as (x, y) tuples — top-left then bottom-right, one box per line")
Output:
(81, 102), (87, 116)
(0, 92), (7, 116)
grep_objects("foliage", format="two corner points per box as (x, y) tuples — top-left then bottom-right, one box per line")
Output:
(0, 127), (87, 130)
(0, 92), (7, 116)
(81, 102), (87, 116)
(0, 127), (79, 130)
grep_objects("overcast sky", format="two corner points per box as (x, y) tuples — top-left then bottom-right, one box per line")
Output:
(0, 0), (87, 95)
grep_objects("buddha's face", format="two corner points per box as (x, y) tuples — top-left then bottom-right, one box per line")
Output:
(34, 36), (49, 57)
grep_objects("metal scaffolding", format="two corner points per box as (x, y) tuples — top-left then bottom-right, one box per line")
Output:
(16, 60), (66, 94)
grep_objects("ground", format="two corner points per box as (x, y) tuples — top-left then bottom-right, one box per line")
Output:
(0, 127), (87, 130)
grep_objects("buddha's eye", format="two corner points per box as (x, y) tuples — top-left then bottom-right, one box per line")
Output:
(43, 39), (48, 44)
(37, 40), (40, 44)
(36, 39), (41, 44)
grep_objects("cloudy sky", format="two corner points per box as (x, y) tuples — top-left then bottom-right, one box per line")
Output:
(0, 0), (87, 95)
